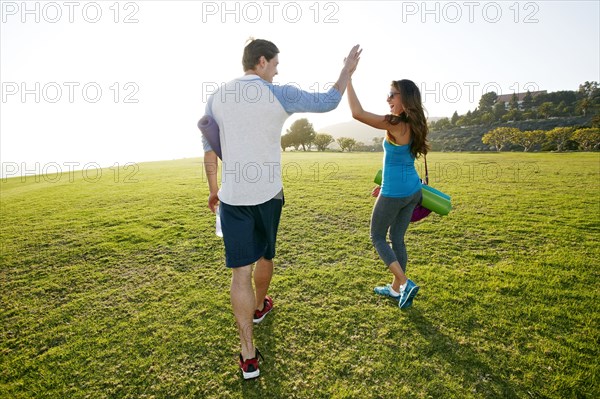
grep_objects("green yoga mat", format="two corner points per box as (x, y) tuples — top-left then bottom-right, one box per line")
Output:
(374, 169), (452, 216)
(421, 185), (451, 215)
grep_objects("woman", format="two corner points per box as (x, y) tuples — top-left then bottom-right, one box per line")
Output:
(347, 77), (430, 309)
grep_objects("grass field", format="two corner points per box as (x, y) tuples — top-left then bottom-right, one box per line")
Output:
(1, 152), (599, 398)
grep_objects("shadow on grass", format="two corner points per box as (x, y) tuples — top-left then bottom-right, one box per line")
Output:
(407, 308), (520, 397)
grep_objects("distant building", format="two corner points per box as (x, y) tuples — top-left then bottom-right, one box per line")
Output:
(496, 90), (547, 110)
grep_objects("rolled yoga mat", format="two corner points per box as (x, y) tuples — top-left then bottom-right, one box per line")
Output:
(374, 169), (452, 216)
(422, 184), (450, 201)
(421, 185), (452, 215)
(198, 115), (222, 159)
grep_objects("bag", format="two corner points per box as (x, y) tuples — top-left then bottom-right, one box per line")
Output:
(410, 198), (432, 222)
(410, 155), (432, 222)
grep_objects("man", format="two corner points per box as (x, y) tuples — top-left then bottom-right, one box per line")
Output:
(202, 39), (361, 379)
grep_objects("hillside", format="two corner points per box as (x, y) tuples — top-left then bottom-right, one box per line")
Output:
(317, 116), (594, 152)
(429, 116), (593, 151)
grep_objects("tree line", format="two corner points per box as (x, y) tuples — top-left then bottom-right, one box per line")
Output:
(430, 81), (600, 130)
(482, 126), (600, 152)
(281, 118), (372, 152)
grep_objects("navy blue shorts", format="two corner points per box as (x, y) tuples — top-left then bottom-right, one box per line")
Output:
(220, 195), (284, 268)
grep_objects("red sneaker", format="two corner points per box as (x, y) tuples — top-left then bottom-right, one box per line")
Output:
(253, 295), (273, 324)
(239, 348), (263, 380)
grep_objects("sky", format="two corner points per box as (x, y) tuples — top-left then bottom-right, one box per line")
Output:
(1, 0), (599, 177)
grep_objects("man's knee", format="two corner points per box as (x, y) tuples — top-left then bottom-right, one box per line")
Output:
(231, 264), (253, 282)
(257, 257), (273, 266)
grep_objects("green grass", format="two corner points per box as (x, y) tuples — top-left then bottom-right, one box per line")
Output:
(1, 152), (599, 398)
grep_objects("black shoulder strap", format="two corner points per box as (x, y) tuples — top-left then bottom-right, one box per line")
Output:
(424, 155), (429, 185)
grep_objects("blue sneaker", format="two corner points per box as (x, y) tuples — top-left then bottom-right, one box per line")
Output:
(399, 279), (419, 309)
(374, 284), (401, 301)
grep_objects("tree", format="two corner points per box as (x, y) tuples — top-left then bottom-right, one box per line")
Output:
(354, 142), (369, 151)
(313, 133), (334, 151)
(579, 81), (599, 94)
(469, 113), (481, 126)
(372, 136), (384, 147)
(478, 92), (498, 113)
(573, 128), (600, 151)
(280, 132), (293, 151)
(493, 102), (507, 121)
(533, 91), (549, 107)
(503, 109), (522, 122)
(547, 91), (577, 107)
(545, 127), (574, 152)
(538, 102), (555, 119)
(336, 137), (357, 152)
(432, 117), (451, 131)
(482, 127), (521, 151)
(557, 101), (569, 116)
(575, 81), (600, 116)
(480, 112), (495, 126)
(512, 130), (546, 152)
(451, 111), (459, 126)
(576, 98), (592, 117)
(465, 110), (473, 125)
(286, 118), (316, 151)
(455, 116), (468, 127)
(521, 91), (534, 111)
(509, 93), (520, 111)
(282, 131), (301, 151)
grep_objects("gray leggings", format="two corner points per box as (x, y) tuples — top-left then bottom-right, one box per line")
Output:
(370, 190), (422, 271)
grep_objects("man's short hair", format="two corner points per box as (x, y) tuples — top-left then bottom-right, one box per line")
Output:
(242, 39), (279, 71)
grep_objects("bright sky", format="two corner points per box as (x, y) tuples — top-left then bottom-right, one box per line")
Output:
(1, 0), (599, 177)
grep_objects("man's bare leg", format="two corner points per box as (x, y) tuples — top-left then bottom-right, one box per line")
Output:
(231, 264), (255, 359)
(254, 257), (273, 310)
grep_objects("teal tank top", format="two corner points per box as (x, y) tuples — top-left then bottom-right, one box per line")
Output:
(380, 138), (421, 198)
